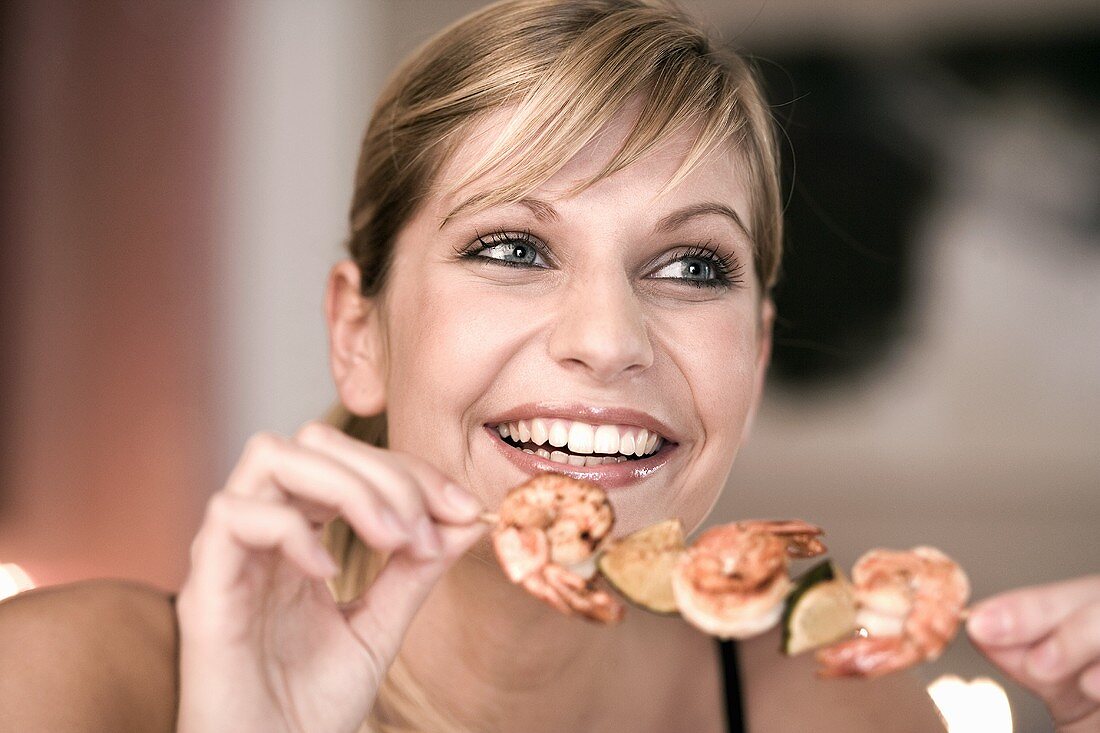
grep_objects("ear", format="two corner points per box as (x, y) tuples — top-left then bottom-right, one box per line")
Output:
(325, 260), (387, 416)
(742, 297), (775, 442)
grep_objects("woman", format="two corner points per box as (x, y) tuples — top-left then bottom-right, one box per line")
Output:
(0, 1), (1097, 731)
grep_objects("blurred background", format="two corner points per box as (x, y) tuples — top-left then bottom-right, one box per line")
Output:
(1, 1), (1096, 730)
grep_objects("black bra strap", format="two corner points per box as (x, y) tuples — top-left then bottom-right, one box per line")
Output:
(718, 638), (746, 733)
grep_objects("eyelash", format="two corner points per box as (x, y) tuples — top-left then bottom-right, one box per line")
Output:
(457, 230), (744, 289)
(456, 230), (547, 269)
(666, 243), (744, 289)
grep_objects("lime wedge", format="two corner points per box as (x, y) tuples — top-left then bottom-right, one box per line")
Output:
(782, 560), (858, 656)
(597, 519), (685, 614)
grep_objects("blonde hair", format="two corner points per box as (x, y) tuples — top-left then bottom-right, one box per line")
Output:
(322, 1), (783, 730)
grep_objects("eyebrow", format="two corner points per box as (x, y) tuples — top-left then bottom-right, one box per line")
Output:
(439, 196), (558, 229)
(440, 196), (749, 239)
(654, 202), (750, 239)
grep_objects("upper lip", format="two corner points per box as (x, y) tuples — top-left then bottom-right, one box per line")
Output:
(486, 402), (680, 443)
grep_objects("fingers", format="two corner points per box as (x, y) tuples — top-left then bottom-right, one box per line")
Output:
(342, 521), (488, 663)
(1024, 601), (1100, 683)
(228, 430), (414, 555)
(968, 575), (1100, 648)
(294, 421), (484, 527)
(967, 575), (1100, 729)
(228, 423), (484, 562)
(186, 421), (486, 612)
(193, 493), (340, 589)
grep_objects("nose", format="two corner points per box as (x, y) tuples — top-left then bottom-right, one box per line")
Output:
(546, 269), (654, 383)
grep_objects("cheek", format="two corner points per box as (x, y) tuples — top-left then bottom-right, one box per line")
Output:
(660, 302), (759, 436)
(380, 274), (520, 453)
(699, 322), (758, 441)
(652, 302), (760, 525)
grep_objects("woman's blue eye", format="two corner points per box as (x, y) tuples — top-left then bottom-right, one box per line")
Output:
(651, 256), (726, 286)
(654, 258), (714, 281)
(648, 244), (742, 289)
(484, 241), (538, 264)
(465, 232), (549, 268)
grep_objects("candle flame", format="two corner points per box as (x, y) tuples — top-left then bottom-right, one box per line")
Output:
(0, 563), (36, 601)
(928, 674), (1012, 733)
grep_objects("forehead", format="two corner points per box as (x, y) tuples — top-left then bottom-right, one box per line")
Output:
(429, 104), (753, 225)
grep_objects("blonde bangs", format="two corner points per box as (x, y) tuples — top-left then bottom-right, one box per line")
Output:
(446, 8), (748, 202)
(422, 4), (776, 287)
(353, 0), (781, 297)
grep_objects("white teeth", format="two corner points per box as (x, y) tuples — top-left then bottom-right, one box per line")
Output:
(567, 422), (595, 454)
(567, 454), (586, 466)
(548, 420), (570, 448)
(593, 424), (619, 455)
(549, 450), (569, 464)
(583, 455), (605, 467)
(536, 448), (550, 459)
(530, 418), (548, 446)
(522, 448), (534, 454)
(497, 417), (666, 458)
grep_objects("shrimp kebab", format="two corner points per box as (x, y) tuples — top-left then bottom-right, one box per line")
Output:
(484, 474), (826, 636)
(814, 547), (971, 678)
(486, 473), (624, 623)
(483, 474), (970, 679)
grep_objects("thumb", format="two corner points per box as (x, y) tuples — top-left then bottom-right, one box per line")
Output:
(342, 520), (488, 665)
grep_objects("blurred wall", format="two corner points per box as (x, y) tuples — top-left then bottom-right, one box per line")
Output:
(216, 0), (385, 475)
(0, 0), (227, 589)
(0, 0), (385, 590)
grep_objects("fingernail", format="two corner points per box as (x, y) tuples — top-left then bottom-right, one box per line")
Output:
(969, 605), (1013, 643)
(1027, 641), (1061, 679)
(415, 516), (443, 558)
(443, 482), (482, 518)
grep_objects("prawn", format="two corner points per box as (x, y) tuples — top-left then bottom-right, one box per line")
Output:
(490, 474), (624, 623)
(815, 546), (970, 678)
(672, 520), (826, 639)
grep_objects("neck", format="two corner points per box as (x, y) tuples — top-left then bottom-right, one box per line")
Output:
(397, 539), (700, 732)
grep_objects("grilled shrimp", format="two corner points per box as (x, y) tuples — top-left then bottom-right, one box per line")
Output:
(671, 520), (826, 639)
(816, 546), (970, 677)
(490, 474), (624, 623)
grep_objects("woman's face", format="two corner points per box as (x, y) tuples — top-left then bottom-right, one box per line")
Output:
(351, 109), (771, 535)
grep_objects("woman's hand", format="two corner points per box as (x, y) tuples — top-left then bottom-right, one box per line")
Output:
(174, 421), (486, 733)
(967, 575), (1100, 732)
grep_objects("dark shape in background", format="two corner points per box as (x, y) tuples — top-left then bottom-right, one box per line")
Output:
(759, 33), (1099, 387)
(760, 54), (934, 387)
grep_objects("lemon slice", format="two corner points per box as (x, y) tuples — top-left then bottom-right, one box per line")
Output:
(597, 519), (685, 614)
(782, 560), (858, 656)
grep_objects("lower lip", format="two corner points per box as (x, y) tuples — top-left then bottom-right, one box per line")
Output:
(484, 426), (678, 490)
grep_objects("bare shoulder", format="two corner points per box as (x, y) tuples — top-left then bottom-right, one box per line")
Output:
(739, 629), (945, 732)
(0, 579), (178, 732)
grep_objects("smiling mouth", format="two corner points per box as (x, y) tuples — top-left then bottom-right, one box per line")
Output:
(490, 418), (667, 468)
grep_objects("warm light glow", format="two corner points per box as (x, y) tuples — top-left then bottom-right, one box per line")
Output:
(928, 675), (1012, 733)
(0, 563), (36, 601)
